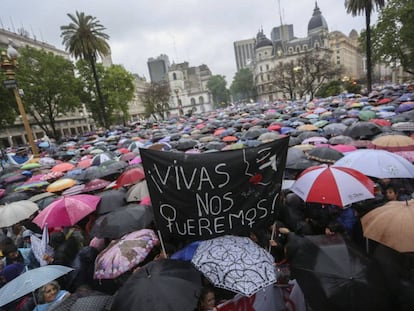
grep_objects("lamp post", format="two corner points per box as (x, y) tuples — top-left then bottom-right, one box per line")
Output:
(1, 45), (39, 157)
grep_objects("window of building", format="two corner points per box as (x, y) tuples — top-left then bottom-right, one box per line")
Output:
(199, 96), (204, 104)
(260, 66), (263, 72)
(288, 47), (293, 54)
(296, 46), (300, 53)
(173, 73), (177, 80)
(191, 98), (196, 105)
(337, 60), (340, 64)
(266, 64), (269, 70)
(267, 74), (270, 80)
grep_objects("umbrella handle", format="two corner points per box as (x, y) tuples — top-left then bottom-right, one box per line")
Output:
(157, 230), (168, 258)
(268, 222), (276, 253)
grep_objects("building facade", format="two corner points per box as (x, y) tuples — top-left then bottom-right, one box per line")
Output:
(168, 62), (213, 116)
(233, 38), (256, 72)
(0, 27), (92, 147)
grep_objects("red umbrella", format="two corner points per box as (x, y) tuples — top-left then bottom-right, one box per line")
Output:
(32, 194), (101, 228)
(77, 158), (93, 169)
(369, 119), (391, 127)
(267, 124), (281, 131)
(222, 135), (238, 142)
(118, 148), (130, 154)
(116, 167), (146, 188)
(377, 98), (392, 105)
(82, 179), (111, 193)
(290, 165), (375, 207)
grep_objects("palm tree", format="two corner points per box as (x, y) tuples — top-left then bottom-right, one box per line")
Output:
(60, 11), (110, 128)
(345, 0), (385, 94)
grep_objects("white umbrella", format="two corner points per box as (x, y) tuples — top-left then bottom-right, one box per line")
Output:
(333, 149), (414, 179)
(0, 200), (39, 228)
(0, 265), (73, 307)
(191, 235), (277, 297)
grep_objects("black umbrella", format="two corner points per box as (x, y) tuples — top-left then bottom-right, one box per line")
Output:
(96, 188), (126, 215)
(90, 203), (153, 239)
(306, 147), (344, 164)
(286, 148), (319, 170)
(286, 234), (390, 311)
(343, 121), (382, 139)
(111, 259), (202, 311)
(0, 191), (31, 204)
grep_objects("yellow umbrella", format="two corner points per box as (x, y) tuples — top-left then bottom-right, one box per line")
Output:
(47, 178), (76, 193)
(297, 124), (318, 131)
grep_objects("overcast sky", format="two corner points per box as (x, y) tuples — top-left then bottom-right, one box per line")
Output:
(1, 0), (376, 84)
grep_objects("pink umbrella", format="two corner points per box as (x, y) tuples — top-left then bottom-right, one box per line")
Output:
(32, 194), (101, 228)
(291, 165), (375, 207)
(329, 144), (357, 153)
(129, 156), (142, 165)
(94, 229), (159, 279)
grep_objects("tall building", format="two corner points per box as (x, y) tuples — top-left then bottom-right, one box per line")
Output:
(233, 38), (255, 72)
(147, 54), (170, 83)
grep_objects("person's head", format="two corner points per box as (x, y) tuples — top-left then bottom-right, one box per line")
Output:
(0, 263), (24, 283)
(38, 281), (60, 304)
(385, 185), (399, 201)
(198, 286), (215, 311)
(2, 244), (23, 264)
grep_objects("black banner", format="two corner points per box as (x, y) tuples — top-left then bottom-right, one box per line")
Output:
(140, 136), (289, 242)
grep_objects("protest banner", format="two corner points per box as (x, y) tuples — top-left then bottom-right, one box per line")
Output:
(140, 136), (288, 242)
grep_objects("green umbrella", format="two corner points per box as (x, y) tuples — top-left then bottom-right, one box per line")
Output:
(313, 120), (329, 128)
(20, 162), (41, 170)
(358, 110), (376, 121)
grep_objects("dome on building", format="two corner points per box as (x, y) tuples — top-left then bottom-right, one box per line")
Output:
(307, 2), (328, 34)
(255, 29), (273, 49)
(349, 29), (359, 40)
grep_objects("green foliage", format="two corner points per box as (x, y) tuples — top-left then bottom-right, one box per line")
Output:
(206, 75), (229, 107)
(140, 82), (170, 119)
(14, 46), (82, 139)
(0, 78), (18, 128)
(230, 68), (257, 102)
(371, 0), (414, 75)
(316, 80), (342, 98)
(344, 80), (362, 94)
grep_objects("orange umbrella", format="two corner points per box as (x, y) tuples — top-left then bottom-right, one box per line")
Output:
(214, 128), (226, 136)
(47, 178), (76, 193)
(222, 136), (238, 142)
(51, 162), (75, 173)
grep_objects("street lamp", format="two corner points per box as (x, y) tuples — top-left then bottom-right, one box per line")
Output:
(1, 43), (39, 157)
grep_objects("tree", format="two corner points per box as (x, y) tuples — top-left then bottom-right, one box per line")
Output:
(230, 68), (257, 102)
(100, 64), (135, 124)
(61, 11), (111, 128)
(207, 75), (230, 107)
(141, 81), (170, 119)
(271, 51), (339, 100)
(0, 83), (18, 128)
(15, 46), (82, 139)
(316, 80), (342, 98)
(370, 0), (414, 75)
(345, 0), (386, 93)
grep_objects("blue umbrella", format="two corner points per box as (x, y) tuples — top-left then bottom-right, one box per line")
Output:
(171, 241), (200, 261)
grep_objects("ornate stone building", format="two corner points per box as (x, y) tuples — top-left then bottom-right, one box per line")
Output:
(0, 27), (92, 147)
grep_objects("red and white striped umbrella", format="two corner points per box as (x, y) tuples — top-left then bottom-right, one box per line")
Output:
(291, 165), (375, 207)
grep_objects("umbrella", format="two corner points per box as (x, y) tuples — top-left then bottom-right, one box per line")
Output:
(120, 151), (139, 162)
(62, 184), (86, 196)
(0, 200), (39, 228)
(391, 121), (414, 132)
(51, 162), (75, 173)
(0, 265), (73, 307)
(334, 149), (414, 179)
(47, 178), (77, 193)
(14, 181), (49, 192)
(20, 162), (41, 170)
(191, 235), (277, 297)
(301, 136), (328, 145)
(286, 148), (319, 170)
(76, 158), (93, 169)
(306, 147), (344, 164)
(0, 191), (31, 204)
(370, 134), (414, 152)
(361, 200), (414, 252)
(33, 194), (101, 229)
(323, 123), (348, 136)
(286, 234), (390, 311)
(82, 179), (111, 193)
(94, 229), (159, 279)
(96, 188), (126, 215)
(91, 152), (115, 166)
(343, 121), (382, 139)
(90, 203), (153, 239)
(291, 165), (375, 207)
(125, 180), (149, 203)
(115, 167), (145, 188)
(40, 171), (65, 181)
(328, 135), (354, 145)
(111, 259), (202, 311)
(38, 157), (56, 167)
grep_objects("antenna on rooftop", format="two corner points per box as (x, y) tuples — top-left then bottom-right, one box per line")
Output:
(9, 17), (15, 32)
(278, 0), (284, 26)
